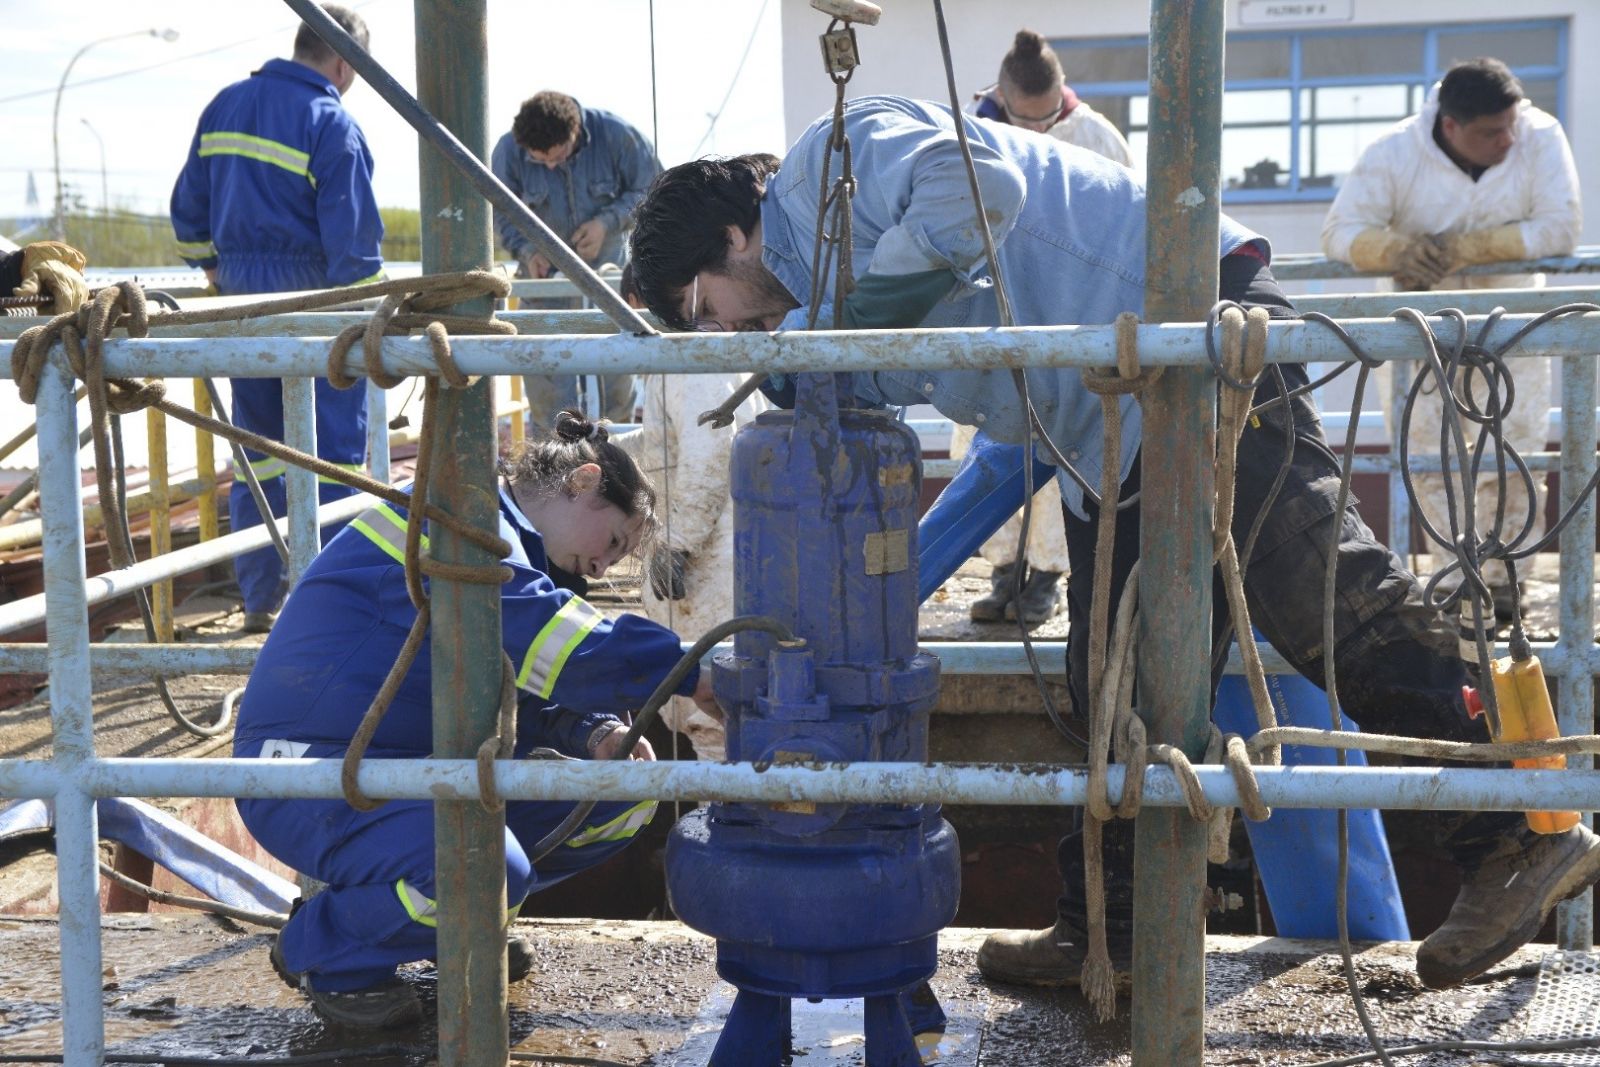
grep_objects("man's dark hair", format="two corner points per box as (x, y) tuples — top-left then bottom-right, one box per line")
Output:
(1438, 58), (1523, 123)
(999, 29), (1064, 97)
(513, 91), (583, 152)
(629, 154), (777, 329)
(293, 4), (369, 65)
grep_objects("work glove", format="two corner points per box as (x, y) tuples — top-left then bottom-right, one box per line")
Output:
(1391, 234), (1454, 291)
(649, 546), (689, 601)
(1445, 224), (1528, 270)
(13, 241), (91, 312)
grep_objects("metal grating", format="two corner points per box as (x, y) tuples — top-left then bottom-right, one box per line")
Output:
(1512, 952), (1600, 1066)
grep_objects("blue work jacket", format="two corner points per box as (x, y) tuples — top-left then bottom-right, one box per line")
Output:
(489, 105), (660, 270)
(237, 484), (696, 759)
(761, 96), (1267, 517)
(171, 58), (385, 295)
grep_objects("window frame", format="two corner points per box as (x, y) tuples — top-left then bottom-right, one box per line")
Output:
(1054, 18), (1568, 204)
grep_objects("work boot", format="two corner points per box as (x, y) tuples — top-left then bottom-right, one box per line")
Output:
(969, 562), (1019, 623)
(428, 933), (536, 983)
(976, 924), (1131, 992)
(241, 611), (277, 634)
(1417, 823), (1600, 989)
(1011, 569), (1064, 625)
(270, 931), (423, 1029)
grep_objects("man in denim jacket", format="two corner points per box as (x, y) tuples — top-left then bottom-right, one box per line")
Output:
(630, 95), (1600, 995)
(491, 91), (661, 428)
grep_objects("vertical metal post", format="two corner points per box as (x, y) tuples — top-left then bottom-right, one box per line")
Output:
(1556, 355), (1596, 947)
(282, 377), (320, 583)
(1388, 360), (1412, 562)
(1133, 1), (1223, 1062)
(146, 406), (174, 641)
(193, 380), (219, 541)
(368, 380), (391, 484)
(38, 358), (105, 1066)
(415, 2), (509, 1063)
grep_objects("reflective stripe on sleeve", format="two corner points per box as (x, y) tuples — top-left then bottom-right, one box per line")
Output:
(516, 596), (605, 699)
(563, 801), (658, 849)
(176, 239), (217, 260)
(350, 502), (427, 565)
(317, 462), (365, 486)
(199, 131), (313, 182)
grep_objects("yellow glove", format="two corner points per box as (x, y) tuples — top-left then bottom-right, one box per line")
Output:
(1346, 228), (1410, 272)
(1446, 224), (1527, 269)
(14, 258), (91, 313)
(20, 240), (88, 277)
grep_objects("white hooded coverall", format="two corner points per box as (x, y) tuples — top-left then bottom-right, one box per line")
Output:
(1322, 87), (1580, 585)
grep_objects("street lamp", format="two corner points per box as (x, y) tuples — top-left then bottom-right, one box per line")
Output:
(52, 27), (179, 239)
(80, 119), (108, 215)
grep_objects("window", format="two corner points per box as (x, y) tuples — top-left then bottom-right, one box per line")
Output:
(1056, 19), (1566, 203)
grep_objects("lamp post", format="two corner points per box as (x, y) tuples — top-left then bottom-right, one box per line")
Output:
(52, 27), (179, 239)
(80, 119), (108, 215)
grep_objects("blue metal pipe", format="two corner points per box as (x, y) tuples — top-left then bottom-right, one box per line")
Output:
(35, 358), (105, 1065)
(7, 313), (1594, 378)
(281, 376), (319, 584)
(1271, 248), (1600, 280)
(6, 756), (1600, 813)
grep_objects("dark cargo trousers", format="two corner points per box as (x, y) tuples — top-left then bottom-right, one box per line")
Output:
(1054, 257), (1522, 946)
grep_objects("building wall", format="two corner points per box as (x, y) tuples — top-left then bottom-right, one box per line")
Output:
(779, 0), (1596, 256)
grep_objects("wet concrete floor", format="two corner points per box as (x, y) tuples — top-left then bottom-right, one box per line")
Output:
(0, 916), (1570, 1066)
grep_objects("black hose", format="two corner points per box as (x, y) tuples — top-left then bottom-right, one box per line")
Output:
(526, 614), (794, 864)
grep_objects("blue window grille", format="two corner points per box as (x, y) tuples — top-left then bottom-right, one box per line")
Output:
(1052, 19), (1567, 204)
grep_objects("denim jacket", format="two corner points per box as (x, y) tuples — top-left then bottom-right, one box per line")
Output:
(760, 96), (1267, 516)
(490, 104), (661, 269)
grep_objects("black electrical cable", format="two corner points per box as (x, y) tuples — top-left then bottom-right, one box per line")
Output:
(525, 615), (795, 865)
(107, 415), (233, 739)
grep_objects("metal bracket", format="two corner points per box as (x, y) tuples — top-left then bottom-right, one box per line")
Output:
(819, 25), (860, 76)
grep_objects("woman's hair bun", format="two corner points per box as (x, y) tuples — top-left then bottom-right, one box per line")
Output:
(1013, 29), (1044, 57)
(553, 409), (608, 444)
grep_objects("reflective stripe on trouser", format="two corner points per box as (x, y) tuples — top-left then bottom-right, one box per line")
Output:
(240, 788), (650, 991)
(516, 596), (605, 699)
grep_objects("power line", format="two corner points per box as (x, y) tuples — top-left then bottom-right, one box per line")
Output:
(690, 0), (771, 158)
(0, 0), (389, 107)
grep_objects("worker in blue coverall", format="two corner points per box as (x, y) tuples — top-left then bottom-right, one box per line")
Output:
(490, 90), (661, 429)
(628, 95), (1600, 998)
(170, 3), (386, 633)
(235, 411), (720, 1029)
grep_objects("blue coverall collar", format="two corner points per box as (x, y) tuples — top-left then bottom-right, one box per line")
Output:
(255, 57), (341, 99)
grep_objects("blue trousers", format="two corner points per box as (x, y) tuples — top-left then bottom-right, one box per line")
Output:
(239, 783), (654, 991)
(229, 378), (367, 614)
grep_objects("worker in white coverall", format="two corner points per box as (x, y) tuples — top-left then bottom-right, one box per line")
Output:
(955, 28), (1132, 623)
(613, 254), (770, 761)
(1322, 57), (1580, 619)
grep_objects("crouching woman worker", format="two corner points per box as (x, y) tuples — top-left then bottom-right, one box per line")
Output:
(233, 410), (718, 1029)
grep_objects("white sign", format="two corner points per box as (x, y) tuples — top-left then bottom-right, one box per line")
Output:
(1238, 0), (1354, 26)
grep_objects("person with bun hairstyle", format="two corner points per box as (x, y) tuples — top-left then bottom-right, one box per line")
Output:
(233, 410), (718, 1029)
(970, 29), (1132, 165)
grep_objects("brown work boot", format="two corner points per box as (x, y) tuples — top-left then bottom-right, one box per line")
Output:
(1417, 823), (1600, 989)
(976, 925), (1131, 991)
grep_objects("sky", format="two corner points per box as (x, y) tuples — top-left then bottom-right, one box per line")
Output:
(1, 0), (786, 222)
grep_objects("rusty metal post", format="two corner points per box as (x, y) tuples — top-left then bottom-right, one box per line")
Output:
(1132, 0), (1224, 1062)
(415, 1), (508, 1063)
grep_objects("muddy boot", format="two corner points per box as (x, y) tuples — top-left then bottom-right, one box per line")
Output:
(1417, 823), (1600, 989)
(1012, 569), (1064, 625)
(270, 931), (422, 1029)
(969, 562), (1018, 623)
(977, 924), (1131, 991)
(508, 934), (535, 984)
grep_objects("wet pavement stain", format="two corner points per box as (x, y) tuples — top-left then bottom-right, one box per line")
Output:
(0, 918), (1572, 1065)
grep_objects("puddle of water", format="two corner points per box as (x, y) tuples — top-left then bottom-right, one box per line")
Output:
(657, 983), (986, 1066)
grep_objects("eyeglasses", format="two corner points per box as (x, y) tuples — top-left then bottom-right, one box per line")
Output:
(1002, 95), (1061, 131)
(685, 276), (724, 332)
